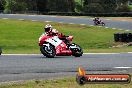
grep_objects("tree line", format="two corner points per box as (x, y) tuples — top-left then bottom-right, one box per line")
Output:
(83, 0), (132, 13)
(0, 0), (131, 13)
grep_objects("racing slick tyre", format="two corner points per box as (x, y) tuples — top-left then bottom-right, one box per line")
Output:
(70, 43), (83, 57)
(101, 22), (105, 26)
(40, 45), (56, 58)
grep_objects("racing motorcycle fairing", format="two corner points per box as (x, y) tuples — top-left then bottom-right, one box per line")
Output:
(39, 33), (83, 57)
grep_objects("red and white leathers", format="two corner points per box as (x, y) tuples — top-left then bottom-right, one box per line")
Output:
(44, 28), (66, 39)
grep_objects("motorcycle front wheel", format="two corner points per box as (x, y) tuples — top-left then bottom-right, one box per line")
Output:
(70, 44), (83, 57)
(40, 45), (56, 58)
(101, 22), (105, 26)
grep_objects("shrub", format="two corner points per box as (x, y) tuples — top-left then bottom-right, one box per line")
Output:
(116, 5), (131, 12)
(83, 3), (104, 13)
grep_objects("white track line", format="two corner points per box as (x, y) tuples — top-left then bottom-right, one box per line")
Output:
(84, 53), (120, 55)
(8, 14), (15, 15)
(45, 21), (52, 22)
(2, 18), (8, 19)
(18, 19), (24, 21)
(31, 20), (37, 22)
(80, 24), (86, 26)
(125, 30), (130, 31)
(114, 67), (132, 69)
(90, 18), (93, 20)
(118, 29), (123, 30)
(84, 52), (132, 54)
(29, 15), (36, 16)
(51, 16), (57, 17)
(106, 19), (110, 20)
(2, 54), (40, 56)
(112, 28), (116, 29)
(72, 17), (78, 18)
(69, 23), (74, 24)
(3, 52), (132, 56)
(122, 20), (126, 22)
(0, 80), (27, 85)
(90, 25), (94, 26)
(59, 22), (63, 23)
(105, 27), (109, 28)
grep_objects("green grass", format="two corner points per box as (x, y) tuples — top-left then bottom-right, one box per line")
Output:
(0, 19), (132, 54)
(0, 77), (131, 88)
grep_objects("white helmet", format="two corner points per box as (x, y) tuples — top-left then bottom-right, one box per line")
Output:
(44, 24), (52, 32)
(45, 24), (52, 29)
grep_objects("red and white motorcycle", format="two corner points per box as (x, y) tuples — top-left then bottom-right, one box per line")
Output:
(39, 34), (83, 58)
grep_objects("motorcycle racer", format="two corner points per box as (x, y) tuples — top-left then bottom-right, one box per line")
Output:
(39, 24), (83, 58)
(43, 24), (63, 37)
(93, 17), (101, 24)
(93, 17), (105, 26)
(42, 24), (72, 44)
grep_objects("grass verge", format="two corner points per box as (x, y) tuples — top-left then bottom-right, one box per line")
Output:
(0, 19), (132, 54)
(0, 77), (131, 88)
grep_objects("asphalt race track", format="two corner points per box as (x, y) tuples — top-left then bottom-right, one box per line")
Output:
(0, 53), (132, 82)
(0, 14), (132, 30)
(0, 14), (132, 82)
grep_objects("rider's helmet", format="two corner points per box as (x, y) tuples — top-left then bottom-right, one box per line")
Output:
(44, 24), (52, 33)
(94, 17), (97, 21)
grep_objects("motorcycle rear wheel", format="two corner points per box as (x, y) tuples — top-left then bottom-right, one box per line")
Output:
(40, 45), (56, 58)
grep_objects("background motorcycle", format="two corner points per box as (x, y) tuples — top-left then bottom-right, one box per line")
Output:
(93, 20), (105, 26)
(39, 34), (83, 58)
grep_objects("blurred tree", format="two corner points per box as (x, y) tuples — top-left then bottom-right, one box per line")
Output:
(4, 0), (13, 13)
(23, 0), (37, 11)
(3, 0), (75, 13)
(101, 0), (117, 13)
(116, 0), (131, 12)
(68, 0), (75, 12)
(0, 0), (5, 11)
(47, 0), (75, 12)
(83, 0), (104, 13)
(4, 0), (27, 13)
(36, 0), (48, 12)
(75, 1), (82, 12)
(83, 0), (117, 13)
(83, 3), (104, 13)
(83, 0), (92, 6)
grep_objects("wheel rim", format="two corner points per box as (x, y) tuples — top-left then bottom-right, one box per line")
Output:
(43, 46), (53, 54)
(73, 45), (82, 54)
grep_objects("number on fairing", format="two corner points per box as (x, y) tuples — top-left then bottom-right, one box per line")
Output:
(46, 36), (62, 47)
